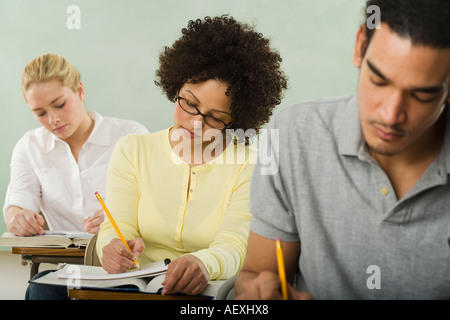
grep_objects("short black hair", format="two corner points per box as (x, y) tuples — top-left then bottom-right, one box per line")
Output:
(364, 0), (450, 53)
(155, 15), (288, 138)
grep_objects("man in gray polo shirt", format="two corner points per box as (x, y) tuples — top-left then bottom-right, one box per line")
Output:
(235, 0), (450, 299)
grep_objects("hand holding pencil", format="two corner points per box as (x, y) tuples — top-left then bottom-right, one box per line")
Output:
(95, 192), (143, 273)
(101, 238), (144, 273)
(235, 237), (314, 300)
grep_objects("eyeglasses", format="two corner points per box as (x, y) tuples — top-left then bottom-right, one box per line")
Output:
(176, 95), (233, 130)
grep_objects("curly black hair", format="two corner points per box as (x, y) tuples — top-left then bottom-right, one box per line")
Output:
(155, 15), (288, 138)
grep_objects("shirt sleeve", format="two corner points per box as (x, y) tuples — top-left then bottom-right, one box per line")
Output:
(189, 161), (254, 280)
(129, 122), (149, 135)
(248, 117), (300, 242)
(96, 135), (141, 261)
(3, 137), (41, 221)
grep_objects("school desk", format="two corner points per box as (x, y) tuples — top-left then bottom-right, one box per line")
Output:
(68, 288), (212, 300)
(12, 246), (85, 280)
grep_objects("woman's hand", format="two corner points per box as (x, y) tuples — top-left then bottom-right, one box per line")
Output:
(101, 238), (144, 273)
(6, 206), (45, 236)
(162, 255), (210, 295)
(81, 209), (105, 234)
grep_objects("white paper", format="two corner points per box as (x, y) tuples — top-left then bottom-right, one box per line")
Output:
(56, 260), (168, 280)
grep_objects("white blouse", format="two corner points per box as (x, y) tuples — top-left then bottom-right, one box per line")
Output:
(3, 111), (148, 231)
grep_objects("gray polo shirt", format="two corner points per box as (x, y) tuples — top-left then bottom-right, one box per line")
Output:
(250, 94), (450, 299)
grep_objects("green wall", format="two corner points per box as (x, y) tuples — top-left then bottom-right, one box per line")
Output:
(0, 0), (365, 236)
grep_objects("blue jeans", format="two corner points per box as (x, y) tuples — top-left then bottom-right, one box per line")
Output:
(25, 270), (70, 300)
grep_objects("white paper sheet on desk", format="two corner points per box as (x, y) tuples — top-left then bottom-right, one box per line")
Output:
(56, 260), (168, 280)
(43, 231), (94, 239)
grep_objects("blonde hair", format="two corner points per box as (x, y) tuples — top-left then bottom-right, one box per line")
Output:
(21, 53), (81, 96)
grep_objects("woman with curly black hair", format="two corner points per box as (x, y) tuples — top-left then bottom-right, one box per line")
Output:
(97, 15), (288, 296)
(155, 15), (287, 141)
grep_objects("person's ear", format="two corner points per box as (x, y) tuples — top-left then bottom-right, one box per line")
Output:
(353, 25), (367, 69)
(78, 81), (85, 100)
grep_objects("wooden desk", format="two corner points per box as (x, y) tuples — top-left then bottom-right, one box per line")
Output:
(68, 288), (212, 300)
(12, 247), (85, 280)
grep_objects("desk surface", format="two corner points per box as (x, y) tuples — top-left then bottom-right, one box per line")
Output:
(68, 289), (212, 300)
(12, 246), (86, 280)
(12, 247), (85, 256)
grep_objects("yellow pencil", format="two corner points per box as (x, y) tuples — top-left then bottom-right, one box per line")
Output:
(276, 238), (288, 300)
(95, 192), (141, 270)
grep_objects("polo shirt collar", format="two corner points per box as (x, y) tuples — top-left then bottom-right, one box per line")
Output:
(337, 94), (365, 157)
(45, 111), (110, 154)
(439, 108), (450, 175)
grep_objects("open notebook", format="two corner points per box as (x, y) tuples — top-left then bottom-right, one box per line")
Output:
(32, 260), (226, 298)
(57, 259), (171, 280)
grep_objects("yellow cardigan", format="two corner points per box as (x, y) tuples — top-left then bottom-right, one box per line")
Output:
(97, 129), (256, 280)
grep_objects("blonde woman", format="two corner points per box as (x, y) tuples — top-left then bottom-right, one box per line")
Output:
(3, 53), (148, 236)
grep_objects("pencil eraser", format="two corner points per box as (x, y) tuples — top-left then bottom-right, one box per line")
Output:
(95, 192), (99, 195)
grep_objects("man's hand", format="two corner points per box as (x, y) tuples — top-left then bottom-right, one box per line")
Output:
(235, 270), (313, 300)
(235, 232), (313, 300)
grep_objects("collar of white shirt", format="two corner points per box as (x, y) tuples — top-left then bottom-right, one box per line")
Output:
(45, 111), (110, 154)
